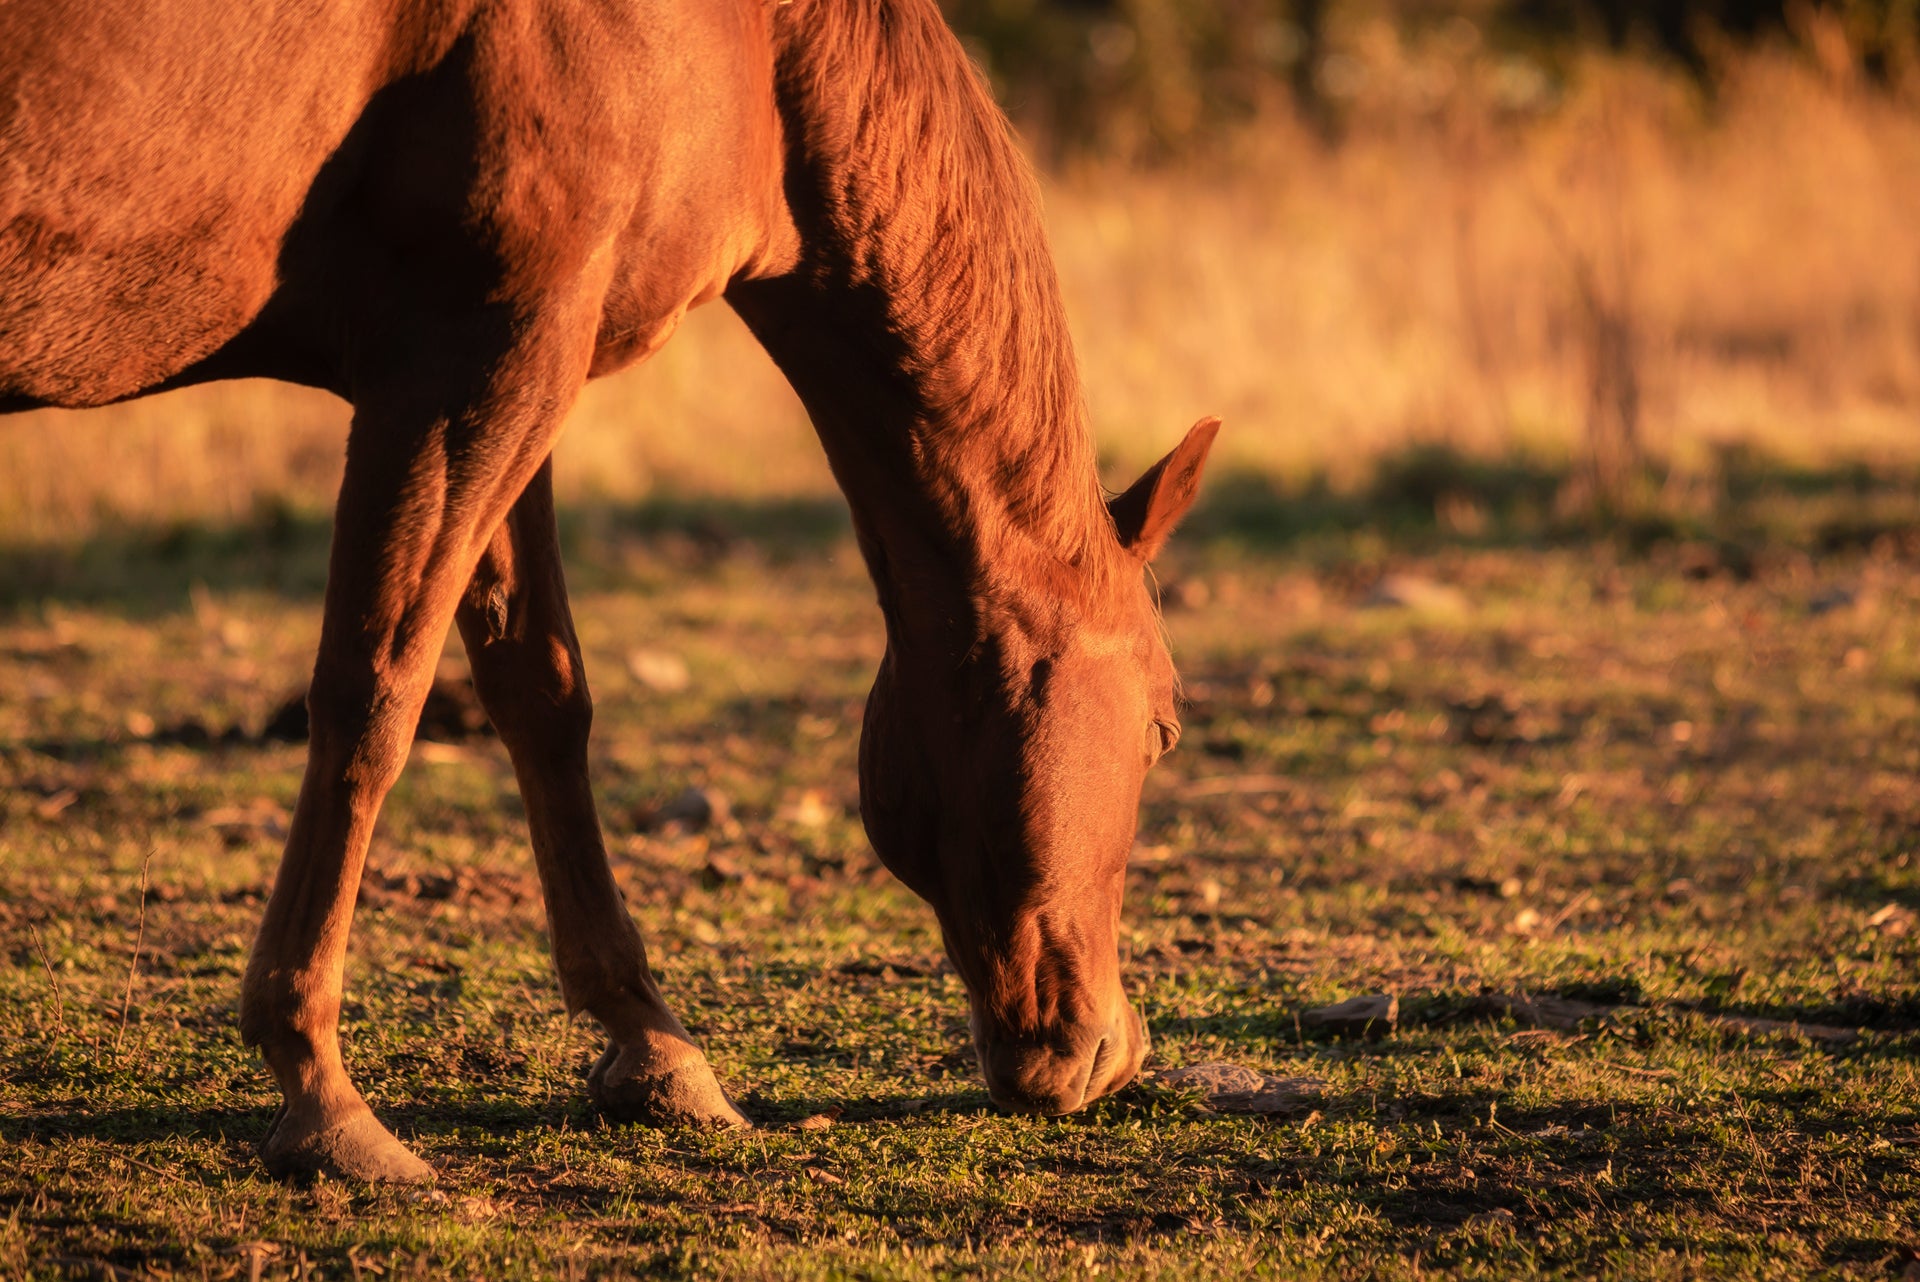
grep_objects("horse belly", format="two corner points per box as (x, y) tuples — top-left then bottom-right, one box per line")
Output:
(0, 1), (388, 407)
(0, 210), (288, 407)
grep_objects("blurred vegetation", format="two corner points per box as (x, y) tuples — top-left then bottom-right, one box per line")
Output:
(942, 0), (1920, 156)
(8, 0), (1918, 547)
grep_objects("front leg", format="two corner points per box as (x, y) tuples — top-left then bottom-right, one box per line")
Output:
(456, 463), (747, 1128)
(238, 301), (601, 1182)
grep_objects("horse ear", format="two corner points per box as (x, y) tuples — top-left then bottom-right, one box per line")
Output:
(1109, 417), (1220, 562)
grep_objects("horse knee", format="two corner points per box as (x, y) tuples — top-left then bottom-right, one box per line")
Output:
(472, 645), (594, 757)
(523, 677), (594, 757)
(302, 674), (419, 795)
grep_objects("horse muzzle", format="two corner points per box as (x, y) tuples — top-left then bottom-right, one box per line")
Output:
(976, 1001), (1149, 1115)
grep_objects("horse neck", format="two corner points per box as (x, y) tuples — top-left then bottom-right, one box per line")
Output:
(732, 0), (1118, 649)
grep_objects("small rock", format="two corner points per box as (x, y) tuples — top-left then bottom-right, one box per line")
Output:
(1301, 993), (1399, 1039)
(794, 1108), (842, 1131)
(1362, 573), (1469, 615)
(1146, 1063), (1324, 1115)
(646, 787), (729, 832)
(627, 648), (692, 693)
(1807, 585), (1857, 616)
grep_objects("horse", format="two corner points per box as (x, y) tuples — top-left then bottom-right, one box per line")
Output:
(0, 0), (1219, 1182)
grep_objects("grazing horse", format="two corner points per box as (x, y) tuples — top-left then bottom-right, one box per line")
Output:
(0, 0), (1218, 1181)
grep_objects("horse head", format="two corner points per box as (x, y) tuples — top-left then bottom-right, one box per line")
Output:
(859, 417), (1219, 1113)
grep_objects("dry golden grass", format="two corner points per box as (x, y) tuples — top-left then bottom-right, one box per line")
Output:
(3, 35), (1916, 542)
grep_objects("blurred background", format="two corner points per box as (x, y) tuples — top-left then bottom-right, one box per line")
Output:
(3, 0), (1917, 554)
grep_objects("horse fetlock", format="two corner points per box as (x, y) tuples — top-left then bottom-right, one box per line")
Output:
(587, 1040), (750, 1129)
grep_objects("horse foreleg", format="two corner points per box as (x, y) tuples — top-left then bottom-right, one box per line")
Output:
(456, 463), (748, 1128)
(238, 304), (596, 1182)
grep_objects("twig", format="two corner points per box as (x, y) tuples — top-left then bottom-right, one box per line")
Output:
(1545, 890), (1593, 935)
(28, 922), (67, 1054)
(117, 1153), (191, 1187)
(1729, 1090), (1778, 1197)
(113, 850), (154, 1059)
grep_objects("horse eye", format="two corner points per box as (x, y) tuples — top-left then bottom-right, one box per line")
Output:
(1148, 719), (1180, 760)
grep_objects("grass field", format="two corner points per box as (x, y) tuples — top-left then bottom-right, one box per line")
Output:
(2, 476), (1917, 1279)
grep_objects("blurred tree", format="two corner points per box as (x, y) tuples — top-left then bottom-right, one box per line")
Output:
(1507, 0), (1915, 81)
(939, 0), (1918, 157)
(941, 0), (1306, 157)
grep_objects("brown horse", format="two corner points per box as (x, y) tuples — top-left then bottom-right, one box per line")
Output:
(1, 0), (1218, 1181)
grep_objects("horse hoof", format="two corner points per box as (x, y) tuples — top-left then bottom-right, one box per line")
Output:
(588, 1042), (751, 1129)
(261, 1104), (435, 1184)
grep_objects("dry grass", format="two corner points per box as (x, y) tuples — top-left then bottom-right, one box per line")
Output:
(3, 35), (1917, 542)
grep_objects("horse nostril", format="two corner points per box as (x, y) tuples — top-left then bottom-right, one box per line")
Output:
(1078, 1036), (1111, 1108)
(1089, 1034), (1115, 1077)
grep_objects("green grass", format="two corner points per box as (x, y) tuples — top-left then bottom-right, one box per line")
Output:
(2, 482), (1917, 1279)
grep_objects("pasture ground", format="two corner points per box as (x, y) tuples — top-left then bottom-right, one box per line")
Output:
(2, 468), (1918, 1280)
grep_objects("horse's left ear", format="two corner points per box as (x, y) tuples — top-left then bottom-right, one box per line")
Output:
(1109, 417), (1221, 562)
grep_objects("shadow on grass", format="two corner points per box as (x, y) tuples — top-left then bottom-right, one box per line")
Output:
(1188, 443), (1920, 560)
(6, 1090), (1911, 1266)
(2, 444), (1915, 613)
(0, 495), (857, 616)
(1, 1103), (270, 1146)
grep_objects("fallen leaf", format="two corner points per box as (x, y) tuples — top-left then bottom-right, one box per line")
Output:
(1362, 573), (1469, 614)
(33, 789), (79, 820)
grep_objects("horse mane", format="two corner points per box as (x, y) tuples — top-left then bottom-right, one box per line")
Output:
(769, 0), (1123, 612)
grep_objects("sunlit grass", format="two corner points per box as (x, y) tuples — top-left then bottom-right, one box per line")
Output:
(2, 494), (1916, 1277)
